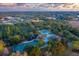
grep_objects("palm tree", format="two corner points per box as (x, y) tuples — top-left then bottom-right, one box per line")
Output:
(52, 41), (66, 56)
(30, 46), (41, 56)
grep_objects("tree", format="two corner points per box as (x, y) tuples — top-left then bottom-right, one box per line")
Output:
(72, 40), (79, 49)
(30, 46), (41, 56)
(24, 34), (29, 39)
(52, 41), (66, 56)
(0, 40), (5, 55)
(10, 35), (21, 44)
(47, 39), (56, 52)
(38, 39), (45, 47)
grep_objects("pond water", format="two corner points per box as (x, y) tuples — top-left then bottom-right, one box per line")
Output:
(39, 30), (49, 35)
(12, 29), (57, 52)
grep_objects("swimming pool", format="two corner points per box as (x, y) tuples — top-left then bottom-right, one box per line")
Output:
(12, 29), (57, 52)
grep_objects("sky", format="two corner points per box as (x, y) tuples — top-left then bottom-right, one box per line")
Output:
(0, 3), (79, 11)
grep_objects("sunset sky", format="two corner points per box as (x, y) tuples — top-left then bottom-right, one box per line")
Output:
(0, 3), (79, 11)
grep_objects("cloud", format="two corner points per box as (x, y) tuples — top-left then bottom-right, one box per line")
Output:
(0, 3), (79, 11)
(0, 3), (17, 7)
